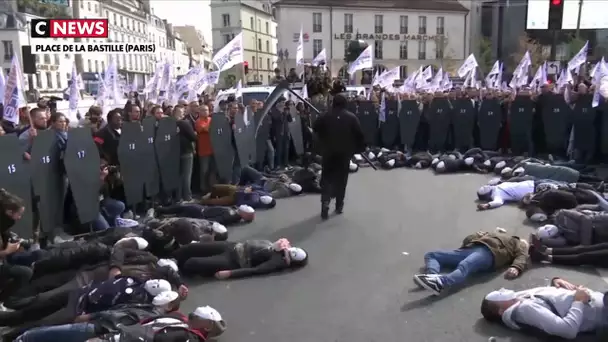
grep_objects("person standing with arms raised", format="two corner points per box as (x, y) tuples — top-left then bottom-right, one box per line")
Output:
(312, 94), (365, 219)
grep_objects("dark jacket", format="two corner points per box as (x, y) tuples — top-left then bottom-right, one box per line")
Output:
(101, 313), (208, 342)
(177, 119), (196, 155)
(270, 109), (292, 141)
(229, 240), (288, 278)
(95, 125), (121, 165)
(90, 304), (164, 335)
(461, 232), (528, 271)
(312, 108), (365, 157)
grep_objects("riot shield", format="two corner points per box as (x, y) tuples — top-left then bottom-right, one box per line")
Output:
(601, 99), (608, 155)
(210, 113), (234, 182)
(0, 135), (33, 238)
(30, 130), (64, 235)
(571, 94), (596, 153)
(117, 121), (145, 206)
(450, 98), (476, 151)
(244, 108), (257, 163)
(398, 100), (421, 149)
(255, 110), (271, 167)
(543, 94), (571, 153)
(356, 101), (378, 147)
(155, 117), (180, 193)
(288, 107), (304, 155)
(427, 97), (451, 152)
(141, 117), (160, 197)
(347, 100), (358, 115)
(477, 98), (502, 150)
(234, 111), (253, 167)
(509, 95), (536, 155)
(380, 100), (400, 148)
(64, 128), (101, 224)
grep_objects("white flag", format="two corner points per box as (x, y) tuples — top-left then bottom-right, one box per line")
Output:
(2, 55), (26, 125)
(457, 54), (479, 78)
(296, 27), (304, 66)
(67, 62), (80, 124)
(567, 41), (589, 71)
(312, 48), (326, 67)
(347, 46), (373, 75)
(213, 32), (244, 72)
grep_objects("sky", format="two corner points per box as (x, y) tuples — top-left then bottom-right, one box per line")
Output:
(149, 0), (213, 44)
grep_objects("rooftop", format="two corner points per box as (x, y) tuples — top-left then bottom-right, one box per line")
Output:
(275, 0), (468, 12)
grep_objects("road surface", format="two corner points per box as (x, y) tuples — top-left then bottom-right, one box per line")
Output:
(181, 169), (605, 342)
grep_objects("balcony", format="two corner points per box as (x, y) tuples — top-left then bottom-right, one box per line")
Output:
(17, 0), (72, 18)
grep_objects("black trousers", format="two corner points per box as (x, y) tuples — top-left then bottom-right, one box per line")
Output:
(172, 242), (239, 277)
(320, 154), (351, 204)
(0, 263), (33, 302)
(551, 243), (608, 267)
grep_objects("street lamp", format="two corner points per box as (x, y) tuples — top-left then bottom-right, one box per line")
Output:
(277, 49), (289, 77)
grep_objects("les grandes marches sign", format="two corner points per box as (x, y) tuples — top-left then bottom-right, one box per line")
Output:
(333, 33), (444, 41)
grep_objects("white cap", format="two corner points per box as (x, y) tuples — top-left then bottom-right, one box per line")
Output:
(500, 167), (513, 176)
(349, 162), (358, 171)
(495, 160), (506, 169)
(354, 154), (363, 161)
(144, 279), (171, 296)
(448, 154), (456, 160)
(537, 224), (559, 239)
(377, 152), (383, 158)
(153, 291), (179, 305)
(436, 161), (445, 171)
(431, 157), (439, 166)
(513, 167), (525, 176)
(115, 237), (148, 250)
(380, 147), (389, 152)
(414, 161), (422, 169)
(260, 195), (273, 204)
(483, 160), (491, 166)
(288, 183), (302, 193)
(211, 222), (227, 234)
(464, 157), (474, 166)
(193, 306), (223, 321)
(238, 205), (254, 213)
(367, 152), (375, 159)
(478, 185), (493, 195)
(157, 258), (178, 272)
(387, 159), (395, 167)
(115, 218), (139, 228)
(287, 247), (307, 261)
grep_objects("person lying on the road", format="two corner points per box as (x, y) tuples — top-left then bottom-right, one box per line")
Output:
(480, 277), (607, 340)
(172, 238), (308, 279)
(501, 160), (605, 185)
(431, 149), (489, 174)
(530, 233), (608, 268)
(476, 179), (535, 210)
(530, 208), (608, 247)
(487, 155), (527, 175)
(200, 184), (277, 209)
(377, 151), (409, 170)
(153, 203), (254, 226)
(523, 184), (599, 223)
(405, 151), (434, 169)
(0, 278), (173, 340)
(414, 231), (528, 296)
(144, 216), (229, 244)
(238, 165), (303, 198)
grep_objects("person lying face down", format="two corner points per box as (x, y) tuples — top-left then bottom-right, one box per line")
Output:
(155, 203), (255, 226)
(530, 232), (608, 269)
(476, 178), (535, 210)
(171, 238), (308, 279)
(200, 184), (277, 209)
(0, 277), (175, 340)
(480, 277), (607, 340)
(413, 231), (528, 296)
(377, 150), (409, 170)
(529, 208), (608, 247)
(238, 166), (303, 199)
(501, 160), (604, 185)
(523, 183), (599, 223)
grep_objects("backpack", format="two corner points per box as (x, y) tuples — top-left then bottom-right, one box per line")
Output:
(105, 314), (206, 342)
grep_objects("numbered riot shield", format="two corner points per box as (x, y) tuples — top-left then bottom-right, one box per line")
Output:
(380, 100), (400, 148)
(30, 130), (64, 236)
(450, 98), (476, 151)
(427, 97), (451, 152)
(288, 107), (304, 155)
(0, 135), (33, 238)
(543, 94), (571, 153)
(255, 110), (272, 167)
(399, 100), (421, 149)
(509, 95), (536, 155)
(117, 122), (145, 206)
(571, 94), (597, 155)
(233, 111), (253, 167)
(210, 113), (234, 183)
(64, 128), (101, 224)
(141, 117), (160, 197)
(477, 98), (502, 150)
(356, 101), (378, 147)
(155, 117), (180, 193)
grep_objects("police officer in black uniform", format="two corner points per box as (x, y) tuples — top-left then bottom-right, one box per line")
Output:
(312, 94), (365, 219)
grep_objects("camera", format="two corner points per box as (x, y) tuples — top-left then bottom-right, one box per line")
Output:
(9, 237), (34, 250)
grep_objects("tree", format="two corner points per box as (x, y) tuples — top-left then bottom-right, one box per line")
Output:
(436, 36), (457, 74)
(510, 33), (546, 70)
(477, 37), (494, 73)
(566, 36), (587, 59)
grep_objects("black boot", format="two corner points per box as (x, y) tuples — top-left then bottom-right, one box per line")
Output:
(321, 202), (330, 220)
(335, 201), (344, 214)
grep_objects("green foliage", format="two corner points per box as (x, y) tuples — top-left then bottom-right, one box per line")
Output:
(478, 37), (494, 73)
(17, 0), (71, 18)
(566, 37), (587, 59)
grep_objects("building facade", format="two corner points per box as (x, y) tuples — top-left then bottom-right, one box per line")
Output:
(210, 0), (278, 87)
(165, 21), (189, 76)
(275, 0), (469, 83)
(174, 25), (213, 72)
(148, 13), (168, 66)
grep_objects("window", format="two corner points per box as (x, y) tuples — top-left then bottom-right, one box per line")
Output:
(129, 55), (133, 69)
(400, 16), (408, 34)
(266, 40), (269, 52)
(223, 34), (231, 45)
(374, 15), (383, 33)
(46, 72), (53, 88)
(2, 41), (13, 61)
(120, 16), (123, 27)
(312, 13), (322, 32)
(344, 40), (350, 58)
(250, 17), (254, 29)
(258, 38), (262, 50)
(252, 58), (256, 69)
(54, 54), (60, 64)
(374, 40), (383, 59)
(95, 61), (99, 73)
(101, 61), (105, 70)
(265, 22), (269, 34)
(94, 4), (98, 13)
(56, 72), (61, 89)
(436, 39), (444, 59)
(399, 41), (408, 60)
(87, 60), (92, 72)
(267, 58), (270, 70)
(419, 16), (427, 34)
(113, 13), (117, 25)
(418, 40), (426, 60)
(87, 2), (91, 11)
(259, 57), (262, 69)
(35, 74), (42, 88)
(313, 39), (323, 57)
(344, 14), (353, 33)
(44, 54), (51, 64)
(222, 14), (230, 27)
(257, 19), (261, 31)
(399, 65), (408, 79)
(437, 17), (445, 35)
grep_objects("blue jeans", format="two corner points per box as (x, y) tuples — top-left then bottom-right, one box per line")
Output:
(7, 249), (47, 266)
(424, 245), (494, 287)
(16, 322), (96, 342)
(92, 198), (126, 231)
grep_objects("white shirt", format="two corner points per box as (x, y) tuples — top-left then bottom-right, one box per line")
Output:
(488, 180), (535, 208)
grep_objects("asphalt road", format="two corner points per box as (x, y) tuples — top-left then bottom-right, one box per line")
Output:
(181, 169), (606, 342)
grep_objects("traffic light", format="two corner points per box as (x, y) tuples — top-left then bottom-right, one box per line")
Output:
(345, 40), (369, 63)
(243, 61), (249, 74)
(548, 0), (564, 30)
